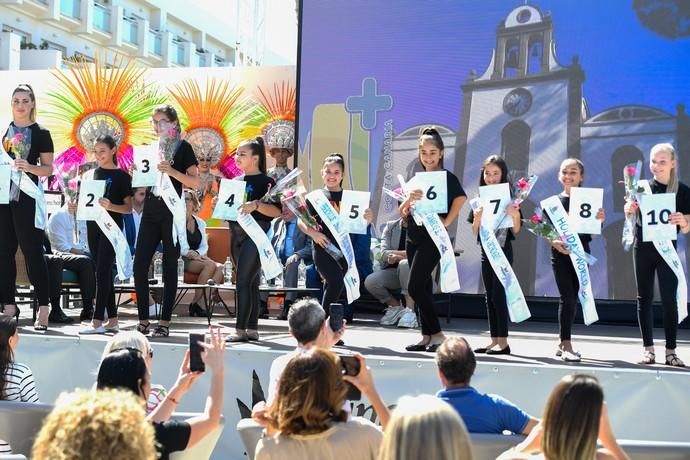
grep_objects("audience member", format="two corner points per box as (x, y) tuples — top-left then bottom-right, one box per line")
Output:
(498, 374), (629, 460)
(377, 394), (473, 460)
(254, 348), (387, 460)
(123, 187), (147, 255)
(96, 327), (225, 460)
(32, 388), (157, 460)
(435, 336), (538, 434)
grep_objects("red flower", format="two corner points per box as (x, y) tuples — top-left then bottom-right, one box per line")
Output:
(12, 133), (25, 143)
(517, 178), (529, 191)
(625, 166), (636, 177)
(530, 214), (542, 224)
(298, 204), (307, 212)
(283, 190), (295, 198)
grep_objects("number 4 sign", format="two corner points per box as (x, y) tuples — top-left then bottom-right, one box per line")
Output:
(640, 192), (676, 242)
(77, 179), (106, 221)
(569, 187), (603, 235)
(212, 178), (246, 221)
(339, 190), (370, 234)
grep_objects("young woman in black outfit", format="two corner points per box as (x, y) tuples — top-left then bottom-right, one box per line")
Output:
(134, 106), (199, 337)
(80, 135), (132, 335)
(470, 155), (521, 355)
(298, 153), (373, 316)
(400, 128), (466, 353)
(0, 85), (54, 330)
(548, 159), (605, 362)
(624, 144), (690, 367)
(226, 137), (281, 343)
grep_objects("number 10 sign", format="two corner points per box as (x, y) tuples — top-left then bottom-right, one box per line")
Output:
(569, 187), (603, 235)
(640, 193), (676, 242)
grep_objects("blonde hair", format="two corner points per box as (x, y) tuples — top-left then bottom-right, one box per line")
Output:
(651, 143), (678, 193)
(32, 388), (156, 460)
(184, 189), (201, 212)
(100, 331), (151, 362)
(377, 395), (473, 460)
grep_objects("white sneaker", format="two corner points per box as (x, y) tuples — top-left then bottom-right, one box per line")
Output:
(561, 350), (582, 362)
(397, 308), (418, 328)
(379, 306), (406, 326)
(79, 325), (106, 335)
(149, 303), (161, 317)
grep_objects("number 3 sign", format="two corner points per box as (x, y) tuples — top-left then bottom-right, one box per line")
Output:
(132, 143), (160, 187)
(640, 192), (676, 242)
(212, 179), (246, 221)
(569, 187), (603, 235)
(339, 190), (370, 234)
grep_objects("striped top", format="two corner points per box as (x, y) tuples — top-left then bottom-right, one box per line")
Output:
(2, 362), (39, 402)
(0, 440), (10, 454)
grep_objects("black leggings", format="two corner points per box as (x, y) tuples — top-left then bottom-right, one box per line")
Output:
(87, 222), (118, 321)
(481, 241), (512, 338)
(551, 251), (579, 341)
(313, 244), (348, 316)
(0, 194), (50, 306)
(134, 198), (180, 322)
(634, 242), (678, 349)
(407, 236), (442, 336)
(231, 222), (269, 330)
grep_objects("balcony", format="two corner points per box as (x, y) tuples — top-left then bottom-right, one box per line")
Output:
(93, 3), (110, 33)
(194, 51), (210, 67)
(171, 40), (184, 65)
(60, 0), (80, 19)
(122, 17), (138, 45)
(148, 30), (161, 56)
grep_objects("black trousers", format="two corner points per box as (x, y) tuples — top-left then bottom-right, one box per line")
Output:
(551, 251), (579, 341)
(87, 222), (118, 321)
(481, 241), (513, 338)
(134, 198), (180, 322)
(313, 244), (348, 316)
(407, 236), (442, 336)
(45, 253), (96, 310)
(0, 193), (50, 305)
(231, 221), (270, 330)
(634, 242), (679, 349)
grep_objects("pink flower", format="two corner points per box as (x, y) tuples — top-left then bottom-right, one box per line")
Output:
(530, 214), (542, 224)
(625, 166), (636, 177)
(283, 190), (295, 198)
(298, 204), (307, 212)
(517, 178), (529, 191)
(67, 178), (79, 191)
(12, 133), (25, 143)
(167, 127), (178, 138)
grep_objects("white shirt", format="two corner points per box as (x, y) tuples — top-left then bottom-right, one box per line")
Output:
(47, 205), (89, 254)
(2, 362), (39, 402)
(132, 208), (143, 246)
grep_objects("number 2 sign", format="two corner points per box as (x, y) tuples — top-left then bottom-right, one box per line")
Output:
(569, 187), (603, 235)
(640, 192), (676, 242)
(77, 179), (106, 221)
(212, 179), (246, 221)
(339, 190), (370, 234)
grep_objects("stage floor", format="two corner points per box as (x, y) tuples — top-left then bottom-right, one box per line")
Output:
(17, 302), (690, 373)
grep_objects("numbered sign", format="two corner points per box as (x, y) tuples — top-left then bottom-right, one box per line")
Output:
(0, 163), (11, 204)
(407, 171), (447, 215)
(212, 178), (246, 221)
(640, 193), (676, 242)
(479, 183), (511, 230)
(569, 187), (603, 235)
(132, 143), (160, 187)
(339, 190), (370, 234)
(77, 179), (105, 221)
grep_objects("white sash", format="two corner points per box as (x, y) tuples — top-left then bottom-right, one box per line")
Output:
(0, 149), (47, 229)
(158, 174), (190, 255)
(236, 213), (283, 280)
(542, 195), (599, 325)
(470, 197), (530, 322)
(306, 190), (361, 303)
(419, 211), (461, 293)
(638, 182), (688, 322)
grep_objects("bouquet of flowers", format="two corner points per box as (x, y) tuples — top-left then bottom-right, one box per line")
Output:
(6, 126), (31, 201)
(158, 120), (180, 163)
(262, 167), (306, 203)
(523, 212), (596, 265)
(54, 164), (80, 244)
(621, 161), (643, 251)
(283, 192), (343, 261)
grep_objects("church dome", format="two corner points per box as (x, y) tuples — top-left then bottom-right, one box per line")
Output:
(504, 5), (544, 28)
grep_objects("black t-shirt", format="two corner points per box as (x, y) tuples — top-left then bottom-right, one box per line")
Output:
(407, 170), (466, 241)
(92, 167), (132, 227)
(467, 205), (518, 245)
(187, 218), (203, 250)
(170, 140), (198, 196)
(2, 122), (54, 184)
(308, 189), (343, 243)
(240, 173), (280, 223)
(634, 179), (690, 246)
(152, 420), (191, 460)
(544, 194), (592, 258)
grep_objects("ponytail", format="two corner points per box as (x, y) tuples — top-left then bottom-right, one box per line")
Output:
(238, 136), (267, 174)
(323, 153), (345, 187)
(418, 126), (444, 170)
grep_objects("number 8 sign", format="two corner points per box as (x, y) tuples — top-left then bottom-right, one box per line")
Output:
(212, 178), (246, 221)
(569, 187), (603, 235)
(640, 192), (676, 242)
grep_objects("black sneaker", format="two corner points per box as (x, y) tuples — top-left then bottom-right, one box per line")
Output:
(79, 308), (94, 322)
(49, 309), (74, 324)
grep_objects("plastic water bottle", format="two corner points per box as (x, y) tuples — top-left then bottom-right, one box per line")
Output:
(223, 257), (233, 286)
(177, 257), (184, 282)
(153, 254), (163, 281)
(274, 269), (284, 288)
(260, 271), (268, 287)
(298, 260), (307, 288)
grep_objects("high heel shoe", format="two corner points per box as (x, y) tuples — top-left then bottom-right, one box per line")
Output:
(188, 302), (205, 317)
(1, 304), (20, 321)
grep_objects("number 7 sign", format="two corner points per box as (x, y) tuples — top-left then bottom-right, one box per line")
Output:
(339, 190), (370, 234)
(569, 187), (603, 235)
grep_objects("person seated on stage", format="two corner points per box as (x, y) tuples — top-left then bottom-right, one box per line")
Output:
(32, 388), (157, 460)
(378, 394), (473, 460)
(0, 316), (40, 455)
(364, 217), (416, 327)
(182, 190), (223, 317)
(435, 336), (538, 435)
(101, 331), (167, 414)
(254, 348), (388, 460)
(123, 187), (147, 255)
(498, 374), (629, 460)
(47, 200), (96, 321)
(96, 327), (225, 460)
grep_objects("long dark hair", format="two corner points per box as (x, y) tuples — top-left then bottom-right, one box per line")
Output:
(94, 134), (118, 164)
(152, 104), (179, 123)
(322, 153), (345, 187)
(418, 126), (444, 171)
(238, 136), (267, 174)
(96, 348), (148, 399)
(12, 84), (36, 122)
(479, 155), (509, 186)
(0, 317), (18, 400)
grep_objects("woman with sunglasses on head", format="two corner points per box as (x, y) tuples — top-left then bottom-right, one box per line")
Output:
(133, 105), (199, 338)
(0, 84), (55, 330)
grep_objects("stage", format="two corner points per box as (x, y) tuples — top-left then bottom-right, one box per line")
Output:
(13, 301), (690, 459)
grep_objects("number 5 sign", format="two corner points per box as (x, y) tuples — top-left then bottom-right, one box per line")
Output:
(212, 179), (246, 221)
(339, 190), (370, 234)
(569, 187), (603, 235)
(408, 171), (447, 215)
(640, 192), (676, 242)
(77, 179), (106, 221)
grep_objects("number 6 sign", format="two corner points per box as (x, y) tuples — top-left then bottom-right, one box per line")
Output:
(339, 190), (370, 234)
(212, 178), (246, 221)
(569, 187), (603, 235)
(77, 179), (106, 221)
(640, 192), (676, 242)
(408, 171), (447, 215)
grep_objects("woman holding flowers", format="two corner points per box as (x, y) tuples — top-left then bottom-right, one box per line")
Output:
(400, 127), (466, 353)
(134, 105), (199, 338)
(469, 155), (521, 355)
(624, 144), (690, 366)
(0, 85), (54, 330)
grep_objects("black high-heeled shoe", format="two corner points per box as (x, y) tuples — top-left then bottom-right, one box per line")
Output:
(188, 302), (205, 317)
(1, 304), (20, 321)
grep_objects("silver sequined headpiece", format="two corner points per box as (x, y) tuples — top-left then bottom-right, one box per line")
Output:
(263, 120), (295, 151)
(76, 112), (124, 151)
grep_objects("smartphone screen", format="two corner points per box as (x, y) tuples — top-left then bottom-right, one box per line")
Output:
(339, 355), (361, 400)
(189, 333), (206, 373)
(329, 303), (344, 332)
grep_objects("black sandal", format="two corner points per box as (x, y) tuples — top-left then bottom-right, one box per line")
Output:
(151, 325), (170, 337)
(137, 322), (151, 335)
(665, 353), (685, 367)
(638, 350), (655, 365)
